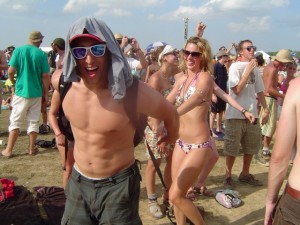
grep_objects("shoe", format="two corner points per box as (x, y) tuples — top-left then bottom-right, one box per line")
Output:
(149, 201), (164, 219)
(262, 151), (271, 161)
(238, 173), (263, 186)
(254, 153), (269, 167)
(223, 177), (234, 189)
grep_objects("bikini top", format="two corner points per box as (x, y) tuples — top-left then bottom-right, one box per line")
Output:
(175, 72), (200, 107)
(161, 87), (172, 98)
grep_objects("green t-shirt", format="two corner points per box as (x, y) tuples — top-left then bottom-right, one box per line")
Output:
(9, 44), (50, 98)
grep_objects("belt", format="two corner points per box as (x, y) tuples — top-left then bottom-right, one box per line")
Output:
(285, 183), (300, 200)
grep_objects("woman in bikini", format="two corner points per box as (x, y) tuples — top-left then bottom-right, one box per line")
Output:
(144, 45), (179, 218)
(166, 36), (214, 225)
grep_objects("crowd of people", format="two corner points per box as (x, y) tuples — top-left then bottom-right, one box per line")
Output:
(1, 16), (300, 225)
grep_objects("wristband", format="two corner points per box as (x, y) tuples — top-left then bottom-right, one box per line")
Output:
(241, 109), (247, 114)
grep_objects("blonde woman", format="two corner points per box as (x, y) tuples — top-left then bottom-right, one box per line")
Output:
(167, 36), (214, 225)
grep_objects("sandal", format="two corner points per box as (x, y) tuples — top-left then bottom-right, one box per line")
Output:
(28, 146), (39, 156)
(193, 186), (214, 197)
(238, 173), (263, 186)
(186, 189), (197, 201)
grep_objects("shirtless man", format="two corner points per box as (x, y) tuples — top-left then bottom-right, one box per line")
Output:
(53, 17), (179, 225)
(257, 49), (293, 166)
(264, 77), (300, 225)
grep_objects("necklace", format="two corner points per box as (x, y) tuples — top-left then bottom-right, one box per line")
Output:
(160, 71), (175, 85)
(177, 71), (200, 105)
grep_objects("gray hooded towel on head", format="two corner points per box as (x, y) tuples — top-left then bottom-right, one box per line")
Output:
(63, 16), (133, 100)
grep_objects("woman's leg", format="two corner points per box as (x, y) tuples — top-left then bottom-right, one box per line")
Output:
(169, 144), (212, 225)
(194, 140), (219, 189)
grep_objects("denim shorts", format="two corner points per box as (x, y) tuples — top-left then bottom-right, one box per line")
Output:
(61, 161), (142, 225)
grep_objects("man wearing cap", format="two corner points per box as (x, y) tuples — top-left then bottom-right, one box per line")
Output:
(53, 17), (178, 225)
(52, 38), (65, 69)
(210, 50), (229, 140)
(256, 49), (293, 166)
(1, 30), (50, 157)
(114, 33), (148, 80)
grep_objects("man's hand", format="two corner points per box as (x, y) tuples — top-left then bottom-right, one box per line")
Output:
(261, 109), (269, 125)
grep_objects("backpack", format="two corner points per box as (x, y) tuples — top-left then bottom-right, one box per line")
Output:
(57, 75), (146, 147)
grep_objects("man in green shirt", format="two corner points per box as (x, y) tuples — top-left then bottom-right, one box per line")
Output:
(1, 30), (50, 157)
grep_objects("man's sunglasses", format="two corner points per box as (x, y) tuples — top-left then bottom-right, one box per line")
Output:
(244, 46), (257, 52)
(71, 44), (106, 60)
(182, 49), (202, 58)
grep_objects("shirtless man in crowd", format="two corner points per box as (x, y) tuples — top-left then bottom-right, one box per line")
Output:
(265, 76), (300, 225)
(52, 17), (179, 225)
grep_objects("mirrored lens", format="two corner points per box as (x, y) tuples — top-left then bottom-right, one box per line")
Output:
(72, 48), (87, 59)
(72, 44), (106, 59)
(91, 45), (106, 57)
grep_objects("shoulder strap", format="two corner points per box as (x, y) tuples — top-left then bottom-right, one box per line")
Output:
(59, 74), (72, 102)
(58, 74), (72, 170)
(124, 76), (139, 127)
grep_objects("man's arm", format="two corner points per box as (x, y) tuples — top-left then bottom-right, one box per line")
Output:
(257, 92), (269, 125)
(264, 78), (299, 225)
(8, 66), (16, 85)
(42, 73), (50, 104)
(264, 67), (285, 98)
(231, 59), (257, 95)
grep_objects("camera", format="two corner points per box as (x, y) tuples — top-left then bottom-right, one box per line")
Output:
(127, 38), (133, 43)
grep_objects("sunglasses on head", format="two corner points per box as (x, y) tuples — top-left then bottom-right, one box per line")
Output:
(71, 44), (106, 60)
(244, 46), (257, 52)
(182, 49), (202, 58)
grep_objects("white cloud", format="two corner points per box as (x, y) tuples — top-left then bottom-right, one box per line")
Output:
(228, 16), (271, 32)
(64, 0), (162, 13)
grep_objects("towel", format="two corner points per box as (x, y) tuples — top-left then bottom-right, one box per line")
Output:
(63, 16), (133, 100)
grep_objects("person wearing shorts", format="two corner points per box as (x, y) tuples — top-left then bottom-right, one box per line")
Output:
(223, 39), (269, 189)
(1, 30), (50, 158)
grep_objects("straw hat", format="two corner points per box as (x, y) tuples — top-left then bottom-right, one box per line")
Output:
(272, 49), (293, 63)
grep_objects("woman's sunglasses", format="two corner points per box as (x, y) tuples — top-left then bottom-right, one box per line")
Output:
(244, 46), (257, 52)
(71, 44), (106, 60)
(182, 49), (202, 58)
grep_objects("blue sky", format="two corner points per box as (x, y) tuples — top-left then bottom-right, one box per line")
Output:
(1, 0), (299, 54)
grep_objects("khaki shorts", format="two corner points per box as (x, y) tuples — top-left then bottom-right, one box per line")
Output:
(224, 119), (262, 156)
(260, 96), (278, 137)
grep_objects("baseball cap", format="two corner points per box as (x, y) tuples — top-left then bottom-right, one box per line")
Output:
(29, 30), (44, 43)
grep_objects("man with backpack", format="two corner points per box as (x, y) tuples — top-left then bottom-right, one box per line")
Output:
(53, 17), (179, 225)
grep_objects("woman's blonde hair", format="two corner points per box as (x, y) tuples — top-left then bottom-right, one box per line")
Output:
(179, 36), (213, 75)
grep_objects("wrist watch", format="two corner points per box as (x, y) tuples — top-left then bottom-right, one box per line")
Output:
(241, 109), (247, 114)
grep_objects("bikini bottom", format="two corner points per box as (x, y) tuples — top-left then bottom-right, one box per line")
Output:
(175, 138), (213, 154)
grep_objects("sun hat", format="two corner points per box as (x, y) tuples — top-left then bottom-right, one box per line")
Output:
(114, 33), (123, 40)
(29, 30), (44, 43)
(272, 49), (293, 63)
(52, 38), (65, 50)
(216, 50), (228, 58)
(158, 45), (176, 66)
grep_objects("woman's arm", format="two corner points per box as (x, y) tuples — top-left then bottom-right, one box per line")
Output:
(176, 72), (211, 116)
(213, 82), (255, 123)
